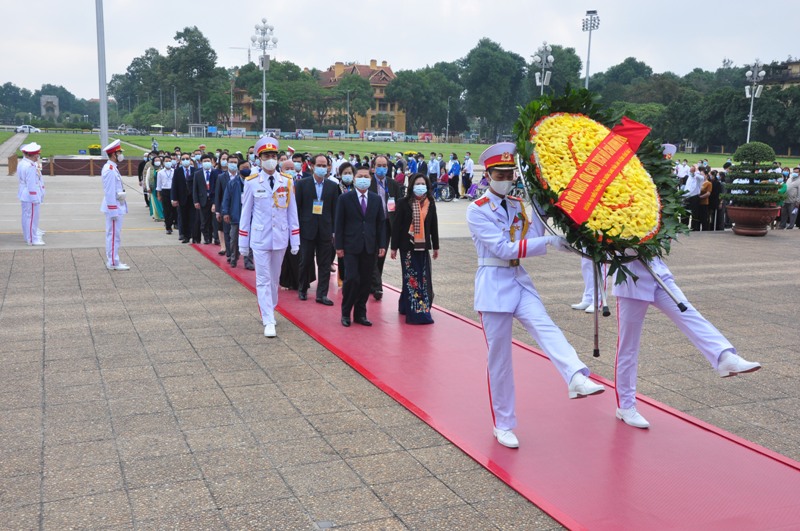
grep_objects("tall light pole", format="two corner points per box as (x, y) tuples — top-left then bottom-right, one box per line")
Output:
(532, 41), (555, 96)
(158, 88), (163, 115)
(745, 60), (766, 143)
(582, 10), (600, 90)
(445, 96), (451, 141)
(173, 85), (177, 133)
(230, 69), (238, 134)
(94, 0), (109, 148)
(250, 18), (278, 135)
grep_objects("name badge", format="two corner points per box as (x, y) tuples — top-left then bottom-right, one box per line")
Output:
(254, 189), (268, 199)
(312, 200), (323, 215)
(387, 197), (396, 212)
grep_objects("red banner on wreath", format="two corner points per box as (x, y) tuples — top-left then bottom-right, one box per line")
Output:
(555, 117), (651, 225)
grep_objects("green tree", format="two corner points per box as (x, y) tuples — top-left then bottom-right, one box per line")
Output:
(461, 38), (527, 137)
(385, 70), (431, 133)
(165, 27), (219, 124)
(335, 74), (374, 132)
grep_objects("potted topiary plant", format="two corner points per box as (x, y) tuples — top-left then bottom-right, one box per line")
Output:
(721, 141), (783, 236)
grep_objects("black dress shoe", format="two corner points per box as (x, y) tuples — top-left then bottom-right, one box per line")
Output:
(204, 240), (212, 245)
(181, 238), (190, 244)
(217, 250), (226, 255)
(373, 291), (383, 301)
(245, 263), (255, 271)
(341, 316), (351, 327)
(230, 258), (237, 268)
(316, 296), (334, 306)
(213, 240), (220, 245)
(354, 317), (372, 326)
(166, 230), (172, 235)
(298, 291), (308, 301)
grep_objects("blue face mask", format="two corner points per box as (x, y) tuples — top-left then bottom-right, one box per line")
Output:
(285, 169), (297, 178)
(314, 166), (328, 178)
(341, 174), (353, 185)
(355, 177), (371, 191)
(220, 160), (228, 168)
(294, 162), (302, 172)
(413, 184), (428, 197)
(193, 154), (201, 161)
(375, 167), (388, 178)
(239, 168), (251, 177)
(164, 161), (173, 169)
(202, 161), (212, 171)
(181, 159), (191, 167)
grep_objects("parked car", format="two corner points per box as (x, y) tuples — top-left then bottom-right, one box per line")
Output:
(123, 127), (141, 135)
(368, 131), (394, 142)
(15, 124), (41, 133)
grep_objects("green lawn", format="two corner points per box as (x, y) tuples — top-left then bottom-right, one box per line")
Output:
(0, 132), (15, 145)
(21, 133), (105, 158)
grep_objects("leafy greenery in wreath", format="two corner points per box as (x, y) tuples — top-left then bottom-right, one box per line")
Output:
(513, 88), (688, 283)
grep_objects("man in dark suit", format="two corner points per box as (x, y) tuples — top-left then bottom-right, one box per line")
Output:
(335, 166), (386, 327)
(416, 154), (428, 177)
(192, 153), (215, 244)
(296, 154), (340, 305)
(170, 153), (197, 243)
(369, 155), (402, 300)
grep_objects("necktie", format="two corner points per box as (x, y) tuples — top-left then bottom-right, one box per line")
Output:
(360, 194), (367, 216)
(205, 171), (210, 190)
(269, 174), (274, 189)
(501, 199), (508, 214)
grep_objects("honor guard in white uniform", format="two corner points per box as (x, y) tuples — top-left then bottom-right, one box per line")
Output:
(239, 137), (300, 338)
(18, 142), (45, 245)
(466, 142), (605, 449)
(100, 140), (130, 270)
(571, 257), (608, 313)
(612, 257), (761, 428)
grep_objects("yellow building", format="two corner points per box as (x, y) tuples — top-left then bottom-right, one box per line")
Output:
(319, 60), (407, 133)
(766, 60), (800, 89)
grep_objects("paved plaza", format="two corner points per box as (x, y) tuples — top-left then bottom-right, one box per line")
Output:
(1, 158), (799, 528)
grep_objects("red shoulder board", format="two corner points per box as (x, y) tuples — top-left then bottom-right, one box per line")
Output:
(475, 196), (490, 206)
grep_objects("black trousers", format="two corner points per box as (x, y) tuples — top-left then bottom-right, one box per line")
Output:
(343, 252), (375, 320)
(160, 190), (174, 231)
(221, 220), (231, 255)
(298, 236), (332, 298)
(371, 219), (391, 294)
(178, 201), (194, 240)
(197, 202), (213, 242)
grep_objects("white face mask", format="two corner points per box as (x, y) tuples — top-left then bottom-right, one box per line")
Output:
(262, 159), (278, 171)
(116, 153), (125, 162)
(490, 178), (515, 196)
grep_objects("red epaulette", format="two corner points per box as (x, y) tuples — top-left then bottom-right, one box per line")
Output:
(475, 196), (490, 207)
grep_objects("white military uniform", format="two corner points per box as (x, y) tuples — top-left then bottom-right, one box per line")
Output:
(17, 156), (44, 244)
(239, 169), (299, 326)
(100, 159), (128, 267)
(612, 257), (735, 410)
(466, 190), (590, 431)
(578, 256), (608, 309)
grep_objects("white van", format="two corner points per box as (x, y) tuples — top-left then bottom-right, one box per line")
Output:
(368, 131), (394, 142)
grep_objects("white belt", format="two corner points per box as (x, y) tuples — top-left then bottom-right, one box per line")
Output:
(478, 257), (519, 267)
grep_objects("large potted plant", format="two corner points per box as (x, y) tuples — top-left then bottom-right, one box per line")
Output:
(721, 142), (783, 236)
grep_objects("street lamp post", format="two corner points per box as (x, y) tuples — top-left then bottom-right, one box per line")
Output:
(532, 41), (555, 96)
(158, 88), (162, 115)
(445, 96), (451, 142)
(582, 10), (600, 90)
(250, 18), (278, 135)
(173, 85), (177, 133)
(745, 60), (766, 143)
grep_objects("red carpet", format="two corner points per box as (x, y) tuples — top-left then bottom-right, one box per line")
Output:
(195, 245), (800, 530)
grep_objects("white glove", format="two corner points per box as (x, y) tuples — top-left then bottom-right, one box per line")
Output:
(545, 236), (571, 252)
(290, 246), (299, 255)
(116, 191), (127, 201)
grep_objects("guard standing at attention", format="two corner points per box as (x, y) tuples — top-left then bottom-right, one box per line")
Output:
(239, 137), (299, 338)
(466, 142), (605, 449)
(100, 140), (130, 271)
(18, 142), (45, 246)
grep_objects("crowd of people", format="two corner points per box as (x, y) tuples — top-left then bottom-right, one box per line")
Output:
(134, 139), (443, 334)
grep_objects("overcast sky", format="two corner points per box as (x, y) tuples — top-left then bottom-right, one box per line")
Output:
(3, 0), (795, 100)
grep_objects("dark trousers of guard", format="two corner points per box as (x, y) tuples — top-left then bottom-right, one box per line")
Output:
(298, 237), (332, 298)
(160, 191), (174, 231)
(371, 219), (392, 295)
(198, 203), (213, 243)
(343, 252), (375, 320)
